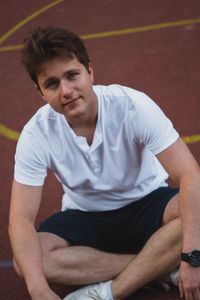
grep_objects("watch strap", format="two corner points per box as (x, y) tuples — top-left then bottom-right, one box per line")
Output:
(181, 250), (200, 267)
(181, 252), (189, 262)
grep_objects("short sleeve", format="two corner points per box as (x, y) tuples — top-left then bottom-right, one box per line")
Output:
(14, 128), (48, 186)
(127, 91), (179, 155)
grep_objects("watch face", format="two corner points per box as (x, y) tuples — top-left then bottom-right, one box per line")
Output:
(190, 250), (200, 267)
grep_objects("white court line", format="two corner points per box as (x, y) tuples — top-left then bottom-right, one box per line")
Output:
(0, 260), (13, 268)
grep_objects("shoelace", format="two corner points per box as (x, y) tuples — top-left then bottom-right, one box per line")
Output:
(156, 268), (179, 291)
(156, 280), (171, 291)
(88, 288), (106, 300)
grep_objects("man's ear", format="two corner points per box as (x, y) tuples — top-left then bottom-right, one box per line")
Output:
(88, 62), (95, 84)
(34, 84), (44, 97)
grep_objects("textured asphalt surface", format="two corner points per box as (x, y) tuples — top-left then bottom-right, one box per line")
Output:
(0, 0), (200, 299)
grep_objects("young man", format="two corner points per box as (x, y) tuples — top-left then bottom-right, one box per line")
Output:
(9, 27), (200, 300)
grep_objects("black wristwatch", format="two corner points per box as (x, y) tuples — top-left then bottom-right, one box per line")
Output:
(181, 250), (200, 267)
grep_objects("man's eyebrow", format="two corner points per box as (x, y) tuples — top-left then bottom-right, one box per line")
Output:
(43, 77), (57, 87)
(65, 67), (80, 73)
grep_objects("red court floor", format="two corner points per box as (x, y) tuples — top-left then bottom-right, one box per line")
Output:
(0, 0), (200, 299)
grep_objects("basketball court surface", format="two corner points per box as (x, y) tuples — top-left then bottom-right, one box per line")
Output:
(0, 0), (200, 299)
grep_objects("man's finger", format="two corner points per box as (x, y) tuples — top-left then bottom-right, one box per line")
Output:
(191, 287), (200, 300)
(184, 288), (195, 300)
(179, 281), (184, 298)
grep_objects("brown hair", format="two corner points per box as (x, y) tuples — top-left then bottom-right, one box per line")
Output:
(21, 27), (91, 85)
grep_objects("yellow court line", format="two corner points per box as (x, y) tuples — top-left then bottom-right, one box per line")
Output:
(81, 18), (200, 40)
(182, 135), (200, 144)
(0, 125), (20, 141)
(0, 123), (199, 144)
(0, 17), (200, 52)
(0, 44), (23, 52)
(0, 0), (64, 45)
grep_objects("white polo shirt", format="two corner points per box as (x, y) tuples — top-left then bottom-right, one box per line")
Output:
(14, 84), (179, 211)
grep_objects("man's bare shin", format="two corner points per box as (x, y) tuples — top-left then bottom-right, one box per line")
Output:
(111, 218), (182, 300)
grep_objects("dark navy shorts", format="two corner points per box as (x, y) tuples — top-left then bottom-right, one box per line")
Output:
(38, 187), (179, 254)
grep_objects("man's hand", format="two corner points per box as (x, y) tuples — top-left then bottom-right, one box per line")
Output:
(30, 287), (62, 300)
(179, 262), (200, 300)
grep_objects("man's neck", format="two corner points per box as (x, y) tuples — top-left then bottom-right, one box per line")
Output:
(66, 92), (98, 145)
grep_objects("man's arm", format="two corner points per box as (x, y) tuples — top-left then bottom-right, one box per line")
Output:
(9, 180), (61, 300)
(156, 137), (200, 299)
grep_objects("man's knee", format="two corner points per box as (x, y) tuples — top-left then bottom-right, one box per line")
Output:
(162, 194), (180, 225)
(38, 232), (70, 257)
(38, 232), (70, 280)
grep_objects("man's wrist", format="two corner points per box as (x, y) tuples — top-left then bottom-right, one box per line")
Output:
(181, 250), (200, 267)
(29, 286), (51, 298)
(27, 276), (50, 297)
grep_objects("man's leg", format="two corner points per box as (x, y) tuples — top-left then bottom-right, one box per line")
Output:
(38, 232), (134, 285)
(110, 193), (181, 300)
(111, 219), (181, 299)
(13, 232), (134, 288)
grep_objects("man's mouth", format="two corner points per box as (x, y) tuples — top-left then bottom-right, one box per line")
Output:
(64, 97), (80, 106)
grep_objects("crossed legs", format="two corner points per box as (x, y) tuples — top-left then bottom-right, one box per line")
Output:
(14, 194), (182, 299)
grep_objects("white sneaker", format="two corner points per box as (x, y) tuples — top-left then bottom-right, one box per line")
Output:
(157, 267), (179, 291)
(168, 268), (179, 286)
(63, 280), (113, 300)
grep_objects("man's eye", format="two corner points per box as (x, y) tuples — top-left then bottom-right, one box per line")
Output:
(46, 81), (58, 89)
(68, 72), (79, 80)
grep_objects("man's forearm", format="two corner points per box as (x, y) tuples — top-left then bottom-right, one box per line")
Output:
(179, 173), (200, 251)
(179, 174), (200, 300)
(9, 218), (49, 295)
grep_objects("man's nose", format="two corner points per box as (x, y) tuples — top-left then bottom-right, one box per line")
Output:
(60, 80), (73, 98)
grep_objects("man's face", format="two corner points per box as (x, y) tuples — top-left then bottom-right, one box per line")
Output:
(36, 56), (95, 121)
